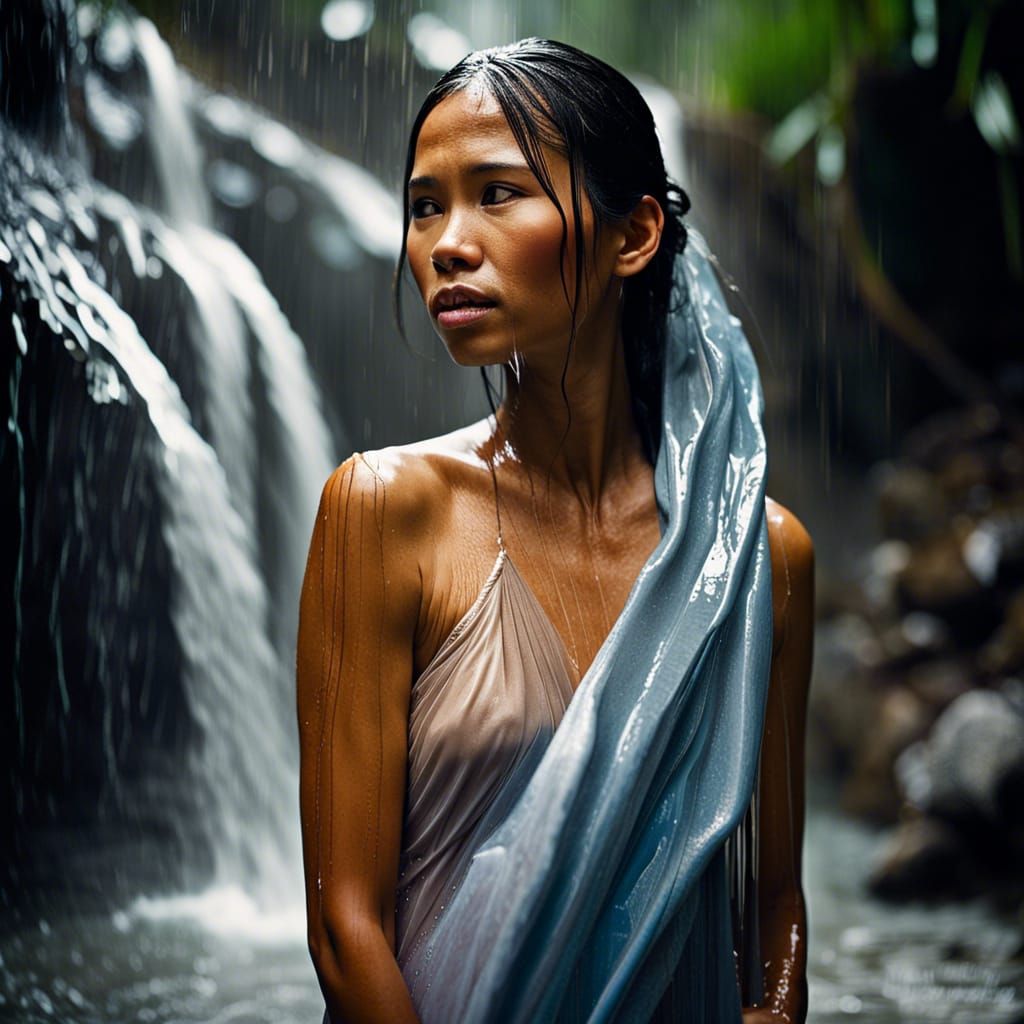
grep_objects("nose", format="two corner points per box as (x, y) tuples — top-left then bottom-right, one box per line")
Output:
(429, 214), (483, 274)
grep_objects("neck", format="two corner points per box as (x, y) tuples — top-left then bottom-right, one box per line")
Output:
(492, 320), (649, 510)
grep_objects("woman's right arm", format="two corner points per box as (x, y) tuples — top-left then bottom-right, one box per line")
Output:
(296, 452), (426, 1024)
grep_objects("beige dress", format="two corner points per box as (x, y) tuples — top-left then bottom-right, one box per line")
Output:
(395, 540), (579, 973)
(390, 535), (761, 1017)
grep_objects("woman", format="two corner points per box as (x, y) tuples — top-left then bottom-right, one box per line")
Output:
(297, 38), (813, 1024)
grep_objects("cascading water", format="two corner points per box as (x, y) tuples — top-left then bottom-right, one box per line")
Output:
(2, 2), (338, 926)
(122, 11), (339, 667)
(93, 10), (341, 917)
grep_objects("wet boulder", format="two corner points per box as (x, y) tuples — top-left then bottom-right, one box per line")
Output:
(897, 689), (1024, 827)
(868, 815), (976, 901)
(841, 683), (934, 823)
(896, 531), (987, 621)
(980, 589), (1024, 677)
(875, 461), (949, 543)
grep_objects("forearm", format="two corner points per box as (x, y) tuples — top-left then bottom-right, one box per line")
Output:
(746, 893), (808, 1024)
(313, 924), (421, 1024)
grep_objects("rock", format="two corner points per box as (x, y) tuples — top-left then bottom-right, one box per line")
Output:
(962, 511), (1024, 589)
(841, 685), (933, 823)
(875, 462), (948, 542)
(904, 658), (972, 711)
(981, 590), (1024, 676)
(868, 815), (975, 901)
(900, 611), (951, 655)
(807, 615), (885, 778)
(897, 532), (984, 614)
(913, 690), (1024, 824)
(937, 450), (994, 504)
(861, 540), (911, 616)
(903, 404), (1002, 470)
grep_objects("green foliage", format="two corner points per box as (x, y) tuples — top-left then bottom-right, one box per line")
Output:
(688, 0), (910, 121)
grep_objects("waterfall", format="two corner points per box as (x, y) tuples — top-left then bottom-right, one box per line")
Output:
(132, 17), (211, 226)
(63, 220), (301, 908)
(196, 229), (337, 658)
(3, 160), (296, 913)
(4, 5), (339, 923)
(115, 14), (339, 908)
(129, 13), (338, 662)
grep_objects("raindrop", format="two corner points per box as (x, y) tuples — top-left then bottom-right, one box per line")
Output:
(251, 120), (305, 170)
(25, 217), (47, 249)
(407, 13), (471, 72)
(11, 313), (27, 356)
(320, 0), (375, 43)
(973, 72), (1021, 155)
(309, 217), (361, 270)
(815, 124), (845, 187)
(838, 993), (863, 1014)
(207, 159), (260, 209)
(26, 189), (64, 225)
(911, 30), (938, 67)
(83, 71), (144, 150)
(264, 184), (298, 223)
(30, 988), (54, 1015)
(199, 94), (249, 139)
(96, 17), (135, 72)
(911, 0), (939, 68)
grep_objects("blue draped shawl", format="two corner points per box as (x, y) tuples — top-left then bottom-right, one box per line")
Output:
(399, 233), (774, 1023)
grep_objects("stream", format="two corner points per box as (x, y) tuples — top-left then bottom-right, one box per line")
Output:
(1, 793), (1020, 1023)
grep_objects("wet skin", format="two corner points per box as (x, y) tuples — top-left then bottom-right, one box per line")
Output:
(297, 86), (813, 1023)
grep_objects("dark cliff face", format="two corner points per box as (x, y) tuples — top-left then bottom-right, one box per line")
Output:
(0, 138), (198, 920)
(1, 0), (77, 148)
(0, 4), (202, 917)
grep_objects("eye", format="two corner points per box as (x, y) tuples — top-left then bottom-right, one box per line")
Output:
(410, 197), (441, 219)
(482, 184), (520, 206)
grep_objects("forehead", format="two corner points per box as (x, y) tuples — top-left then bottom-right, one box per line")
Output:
(411, 87), (524, 173)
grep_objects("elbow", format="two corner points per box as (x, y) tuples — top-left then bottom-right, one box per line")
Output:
(308, 912), (397, 1008)
(310, 911), (365, 967)
(307, 919), (334, 973)
(308, 919), (344, 997)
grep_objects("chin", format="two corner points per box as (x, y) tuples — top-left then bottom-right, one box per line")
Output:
(440, 336), (515, 369)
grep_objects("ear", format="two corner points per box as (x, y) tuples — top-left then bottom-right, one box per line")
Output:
(613, 195), (664, 279)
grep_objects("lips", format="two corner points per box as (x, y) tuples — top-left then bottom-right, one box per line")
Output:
(437, 304), (495, 328)
(429, 284), (497, 323)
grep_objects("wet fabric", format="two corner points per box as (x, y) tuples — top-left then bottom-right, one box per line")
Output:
(398, 234), (773, 1023)
(395, 545), (578, 971)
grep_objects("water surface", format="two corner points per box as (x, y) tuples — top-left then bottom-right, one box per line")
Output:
(2, 797), (1020, 1022)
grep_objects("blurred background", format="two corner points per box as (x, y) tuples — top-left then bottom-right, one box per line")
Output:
(2, 0), (1022, 1020)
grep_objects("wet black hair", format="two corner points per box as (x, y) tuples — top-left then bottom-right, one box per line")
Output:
(393, 37), (690, 465)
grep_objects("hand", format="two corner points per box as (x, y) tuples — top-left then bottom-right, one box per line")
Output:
(742, 1009), (789, 1024)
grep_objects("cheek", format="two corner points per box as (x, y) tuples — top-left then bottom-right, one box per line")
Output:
(405, 230), (431, 296)
(503, 209), (571, 294)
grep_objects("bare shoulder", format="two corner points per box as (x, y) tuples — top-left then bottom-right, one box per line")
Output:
(765, 497), (814, 577)
(319, 447), (445, 537)
(764, 497), (815, 652)
(301, 445), (453, 671)
(315, 421), (491, 561)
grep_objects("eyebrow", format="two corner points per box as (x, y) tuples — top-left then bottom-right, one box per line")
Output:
(407, 161), (533, 191)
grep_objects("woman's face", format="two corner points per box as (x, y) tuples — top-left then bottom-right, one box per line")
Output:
(405, 84), (625, 373)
